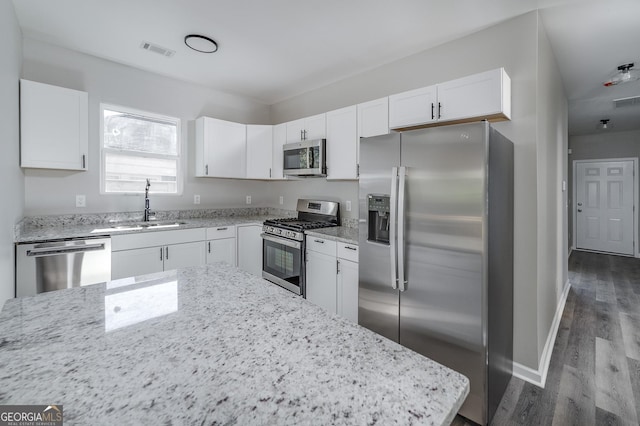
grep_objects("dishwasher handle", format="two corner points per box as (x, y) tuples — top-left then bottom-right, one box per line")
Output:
(26, 242), (107, 257)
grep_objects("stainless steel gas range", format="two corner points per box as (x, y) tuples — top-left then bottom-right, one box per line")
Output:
(261, 199), (339, 296)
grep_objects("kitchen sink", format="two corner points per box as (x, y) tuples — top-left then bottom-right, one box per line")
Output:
(92, 221), (187, 233)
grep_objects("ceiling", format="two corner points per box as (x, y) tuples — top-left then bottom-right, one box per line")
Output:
(11, 0), (640, 136)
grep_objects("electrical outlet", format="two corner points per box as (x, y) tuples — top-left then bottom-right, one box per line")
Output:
(346, 200), (352, 212)
(76, 195), (86, 208)
(279, 195), (284, 205)
(246, 195), (252, 205)
(194, 194), (201, 204)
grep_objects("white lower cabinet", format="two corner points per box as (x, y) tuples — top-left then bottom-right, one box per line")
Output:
(206, 226), (236, 266)
(306, 248), (338, 313)
(306, 237), (359, 322)
(237, 224), (263, 276)
(111, 229), (206, 280)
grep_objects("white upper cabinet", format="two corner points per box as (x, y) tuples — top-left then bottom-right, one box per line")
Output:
(20, 79), (88, 171)
(357, 97), (389, 138)
(437, 68), (511, 122)
(326, 105), (358, 180)
(389, 85), (437, 129)
(271, 123), (286, 180)
(285, 113), (326, 143)
(195, 117), (246, 178)
(389, 68), (511, 130)
(246, 125), (273, 180)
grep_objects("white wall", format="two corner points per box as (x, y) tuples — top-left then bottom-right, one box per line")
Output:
(568, 129), (640, 249)
(21, 39), (273, 216)
(535, 17), (569, 365)
(270, 11), (546, 370)
(0, 0), (24, 308)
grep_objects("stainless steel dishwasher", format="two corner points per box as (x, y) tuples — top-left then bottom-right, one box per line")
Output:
(16, 237), (112, 297)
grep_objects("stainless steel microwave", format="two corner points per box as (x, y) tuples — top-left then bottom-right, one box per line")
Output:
(283, 139), (327, 177)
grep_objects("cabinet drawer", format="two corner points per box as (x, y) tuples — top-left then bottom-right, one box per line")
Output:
(112, 228), (206, 251)
(306, 237), (336, 256)
(206, 225), (236, 240)
(337, 243), (359, 262)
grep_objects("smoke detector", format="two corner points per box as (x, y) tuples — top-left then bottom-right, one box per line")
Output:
(603, 63), (639, 87)
(140, 41), (176, 58)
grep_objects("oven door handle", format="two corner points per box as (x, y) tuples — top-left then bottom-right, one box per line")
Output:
(261, 233), (302, 250)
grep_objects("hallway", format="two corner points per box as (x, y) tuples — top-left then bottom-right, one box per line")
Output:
(492, 251), (640, 425)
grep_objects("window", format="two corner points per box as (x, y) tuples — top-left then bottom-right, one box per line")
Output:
(101, 104), (181, 194)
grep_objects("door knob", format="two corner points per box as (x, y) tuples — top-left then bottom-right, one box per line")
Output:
(577, 202), (582, 206)
(577, 209), (582, 212)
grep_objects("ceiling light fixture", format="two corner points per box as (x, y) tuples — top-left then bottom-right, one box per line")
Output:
(184, 34), (218, 53)
(597, 119), (611, 130)
(603, 63), (639, 87)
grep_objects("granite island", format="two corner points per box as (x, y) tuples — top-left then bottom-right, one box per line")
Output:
(0, 264), (468, 425)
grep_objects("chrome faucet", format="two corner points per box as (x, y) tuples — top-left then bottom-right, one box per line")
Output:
(144, 178), (155, 221)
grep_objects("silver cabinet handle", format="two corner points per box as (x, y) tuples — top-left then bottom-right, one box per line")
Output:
(261, 233), (302, 250)
(82, 154), (86, 169)
(344, 246), (357, 251)
(160, 247), (163, 261)
(314, 239), (325, 244)
(300, 130), (303, 140)
(431, 103), (434, 120)
(438, 102), (442, 119)
(216, 227), (228, 231)
(208, 241), (211, 253)
(165, 246), (169, 260)
(205, 164), (209, 175)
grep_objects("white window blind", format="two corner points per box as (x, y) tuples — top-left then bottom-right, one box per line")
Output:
(101, 105), (181, 194)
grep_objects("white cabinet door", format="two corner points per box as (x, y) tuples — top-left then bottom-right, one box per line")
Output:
(284, 114), (326, 143)
(389, 85), (437, 129)
(246, 125), (273, 179)
(195, 117), (246, 178)
(164, 241), (206, 272)
(304, 113), (326, 140)
(306, 249), (337, 313)
(237, 225), (263, 276)
(326, 105), (357, 180)
(112, 247), (164, 280)
(358, 97), (389, 138)
(20, 79), (88, 171)
(272, 123), (286, 180)
(337, 259), (358, 323)
(206, 238), (237, 266)
(285, 119), (305, 143)
(437, 68), (511, 122)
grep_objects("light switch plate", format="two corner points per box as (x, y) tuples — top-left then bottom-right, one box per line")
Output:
(194, 194), (201, 204)
(346, 200), (352, 212)
(76, 195), (86, 208)
(279, 196), (284, 205)
(246, 195), (251, 204)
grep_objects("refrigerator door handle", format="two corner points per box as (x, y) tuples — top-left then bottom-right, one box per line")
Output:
(397, 166), (407, 291)
(389, 166), (399, 289)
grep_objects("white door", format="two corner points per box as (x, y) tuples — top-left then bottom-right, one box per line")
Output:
(164, 241), (206, 271)
(237, 225), (263, 276)
(246, 125), (273, 179)
(326, 105), (357, 180)
(111, 247), (164, 280)
(576, 160), (635, 255)
(306, 249), (337, 313)
(206, 238), (237, 266)
(337, 258), (358, 323)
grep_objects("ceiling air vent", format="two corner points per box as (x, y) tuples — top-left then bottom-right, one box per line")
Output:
(140, 41), (175, 58)
(613, 95), (640, 108)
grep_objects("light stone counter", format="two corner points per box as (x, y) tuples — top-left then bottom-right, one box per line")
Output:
(305, 226), (359, 245)
(0, 264), (469, 425)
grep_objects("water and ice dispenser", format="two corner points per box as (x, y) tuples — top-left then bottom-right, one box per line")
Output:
(367, 195), (390, 245)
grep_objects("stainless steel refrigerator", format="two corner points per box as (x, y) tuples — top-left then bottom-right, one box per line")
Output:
(358, 121), (513, 425)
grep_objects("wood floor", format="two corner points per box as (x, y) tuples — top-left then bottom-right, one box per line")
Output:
(453, 250), (640, 426)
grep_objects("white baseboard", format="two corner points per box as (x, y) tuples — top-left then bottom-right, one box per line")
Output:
(512, 279), (571, 388)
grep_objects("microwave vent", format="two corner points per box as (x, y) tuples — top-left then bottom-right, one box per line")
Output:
(140, 41), (175, 58)
(613, 95), (640, 108)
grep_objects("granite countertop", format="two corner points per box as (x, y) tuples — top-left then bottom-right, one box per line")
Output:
(305, 226), (359, 245)
(14, 215), (276, 244)
(0, 264), (469, 425)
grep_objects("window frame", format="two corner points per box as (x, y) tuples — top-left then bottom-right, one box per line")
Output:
(99, 103), (183, 196)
